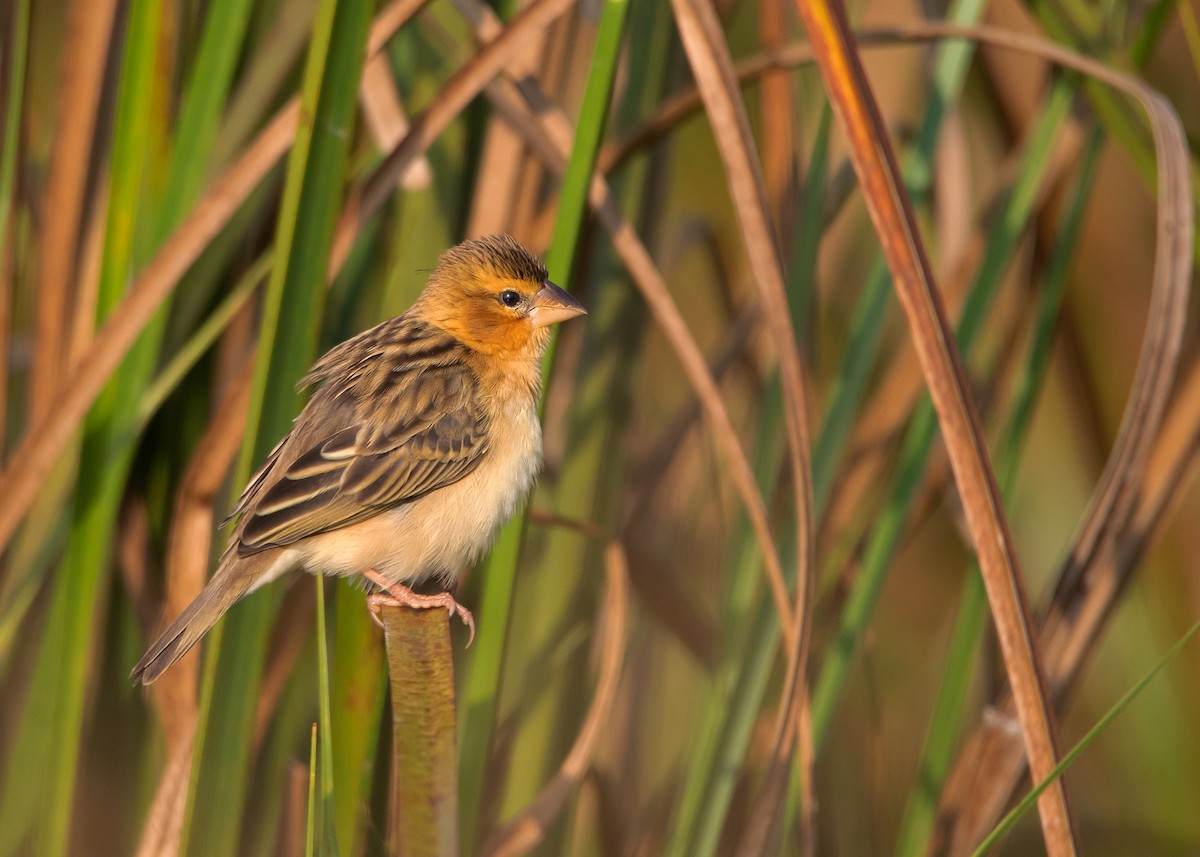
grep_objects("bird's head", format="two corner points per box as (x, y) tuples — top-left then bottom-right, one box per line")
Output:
(416, 235), (587, 357)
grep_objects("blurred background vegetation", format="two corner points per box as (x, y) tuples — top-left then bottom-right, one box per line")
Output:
(0, 0), (1198, 854)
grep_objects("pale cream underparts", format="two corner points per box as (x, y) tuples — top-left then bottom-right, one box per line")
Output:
(246, 379), (542, 594)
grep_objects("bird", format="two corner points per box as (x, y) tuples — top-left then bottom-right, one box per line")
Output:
(132, 235), (586, 684)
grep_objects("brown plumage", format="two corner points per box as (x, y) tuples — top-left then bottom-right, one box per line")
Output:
(133, 235), (585, 684)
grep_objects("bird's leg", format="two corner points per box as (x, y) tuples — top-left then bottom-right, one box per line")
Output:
(362, 568), (475, 647)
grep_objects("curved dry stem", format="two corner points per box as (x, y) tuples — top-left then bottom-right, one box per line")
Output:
(483, 513), (628, 857)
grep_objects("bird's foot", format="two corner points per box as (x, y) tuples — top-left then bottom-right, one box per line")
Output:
(363, 570), (475, 647)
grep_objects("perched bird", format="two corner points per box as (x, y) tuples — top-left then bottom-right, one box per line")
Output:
(133, 235), (585, 684)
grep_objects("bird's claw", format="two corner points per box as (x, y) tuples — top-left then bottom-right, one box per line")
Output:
(363, 575), (475, 647)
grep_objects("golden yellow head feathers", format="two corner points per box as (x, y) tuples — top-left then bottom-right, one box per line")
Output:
(415, 235), (586, 355)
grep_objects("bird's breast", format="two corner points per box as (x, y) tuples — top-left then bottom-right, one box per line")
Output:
(303, 393), (543, 586)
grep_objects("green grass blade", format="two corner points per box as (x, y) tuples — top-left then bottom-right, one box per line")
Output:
(971, 618), (1200, 856)
(0, 0), (29, 266)
(330, 580), (386, 857)
(543, 0), (631, 287)
(157, 0), (257, 236)
(180, 0), (377, 853)
(315, 576), (340, 855)
(307, 724), (319, 857)
(457, 1), (630, 848)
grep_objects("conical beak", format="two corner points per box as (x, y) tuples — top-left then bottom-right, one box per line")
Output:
(529, 281), (587, 328)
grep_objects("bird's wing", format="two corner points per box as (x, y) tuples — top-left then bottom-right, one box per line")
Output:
(236, 347), (489, 554)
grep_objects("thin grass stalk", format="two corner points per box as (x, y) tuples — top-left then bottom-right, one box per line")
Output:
(971, 619), (1200, 856)
(0, 0), (30, 466)
(0, 0), (28, 282)
(179, 1), (376, 853)
(458, 3), (628, 849)
(243, 637), (320, 857)
(306, 725), (319, 857)
(789, 1), (1078, 850)
(315, 577), (339, 854)
(329, 579), (386, 857)
(478, 0), (632, 843)
(892, 124), (1105, 857)
(383, 606), (459, 857)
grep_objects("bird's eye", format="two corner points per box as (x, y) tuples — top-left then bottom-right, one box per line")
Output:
(499, 289), (522, 308)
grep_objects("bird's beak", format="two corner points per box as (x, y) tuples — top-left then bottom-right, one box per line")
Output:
(529, 281), (587, 328)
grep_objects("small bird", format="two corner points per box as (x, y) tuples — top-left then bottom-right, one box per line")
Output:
(133, 235), (585, 684)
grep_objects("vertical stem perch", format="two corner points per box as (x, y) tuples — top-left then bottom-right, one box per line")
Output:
(381, 605), (459, 857)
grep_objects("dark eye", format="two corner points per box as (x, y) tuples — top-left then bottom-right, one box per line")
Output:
(499, 289), (522, 307)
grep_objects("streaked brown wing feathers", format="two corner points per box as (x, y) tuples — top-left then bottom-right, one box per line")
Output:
(237, 326), (488, 554)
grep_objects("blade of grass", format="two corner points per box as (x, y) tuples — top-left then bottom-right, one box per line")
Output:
(0, 0), (30, 467)
(315, 576), (339, 855)
(790, 1), (1078, 849)
(307, 725), (318, 857)
(329, 579), (386, 857)
(971, 618), (1200, 856)
(457, 0), (630, 847)
(179, 0), (376, 853)
(0, 0), (29, 276)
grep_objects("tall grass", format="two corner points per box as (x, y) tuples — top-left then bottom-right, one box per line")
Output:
(0, 0), (1197, 854)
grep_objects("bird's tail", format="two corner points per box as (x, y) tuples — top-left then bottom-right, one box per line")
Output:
(132, 552), (276, 685)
